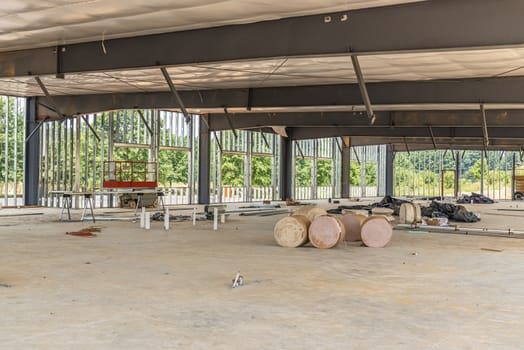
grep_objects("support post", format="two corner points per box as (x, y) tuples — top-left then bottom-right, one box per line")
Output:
(512, 153), (516, 200)
(385, 144), (394, 197)
(279, 136), (293, 200)
(454, 151), (460, 198)
(479, 152), (484, 195)
(341, 137), (351, 198)
(24, 97), (41, 206)
(198, 115), (211, 204)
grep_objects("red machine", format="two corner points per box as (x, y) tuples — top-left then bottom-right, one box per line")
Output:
(103, 161), (158, 188)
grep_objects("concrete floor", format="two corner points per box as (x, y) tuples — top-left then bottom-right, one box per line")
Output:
(1, 201), (524, 349)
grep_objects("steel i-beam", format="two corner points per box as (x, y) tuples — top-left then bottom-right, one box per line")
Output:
(350, 55), (376, 125)
(160, 67), (191, 123)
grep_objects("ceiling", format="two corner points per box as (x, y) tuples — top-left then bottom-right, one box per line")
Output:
(1, 0), (524, 150)
(0, 0), (422, 52)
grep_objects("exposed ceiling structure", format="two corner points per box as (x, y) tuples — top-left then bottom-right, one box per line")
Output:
(1, 0), (524, 150)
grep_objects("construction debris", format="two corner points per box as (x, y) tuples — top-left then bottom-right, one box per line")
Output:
(232, 271), (244, 288)
(421, 201), (480, 223)
(151, 212), (193, 222)
(480, 248), (504, 252)
(457, 193), (495, 204)
(66, 231), (97, 237)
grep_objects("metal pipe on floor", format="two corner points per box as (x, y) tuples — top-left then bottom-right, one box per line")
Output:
(396, 223), (524, 238)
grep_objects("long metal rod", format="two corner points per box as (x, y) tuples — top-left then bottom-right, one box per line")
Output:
(25, 118), (47, 142)
(4, 97), (9, 205)
(81, 115), (100, 141)
(137, 109), (153, 135)
(223, 108), (238, 139)
(428, 126), (437, 149)
(396, 223), (524, 238)
(295, 141), (305, 160)
(213, 131), (223, 153)
(480, 104), (490, 146)
(259, 129), (271, 149)
(160, 67), (191, 123)
(34, 76), (65, 118)
(350, 55), (376, 125)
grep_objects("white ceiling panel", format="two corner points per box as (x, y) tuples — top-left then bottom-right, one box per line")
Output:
(0, 0), (422, 52)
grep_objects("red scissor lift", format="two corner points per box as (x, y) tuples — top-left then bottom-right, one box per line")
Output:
(103, 161), (159, 208)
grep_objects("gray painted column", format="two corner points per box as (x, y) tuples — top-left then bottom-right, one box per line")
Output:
(341, 143), (351, 198)
(512, 153), (516, 200)
(279, 137), (293, 200)
(198, 115), (211, 204)
(454, 151), (460, 198)
(24, 97), (40, 206)
(385, 144), (394, 196)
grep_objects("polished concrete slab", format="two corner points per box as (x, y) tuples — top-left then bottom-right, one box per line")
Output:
(1, 202), (523, 349)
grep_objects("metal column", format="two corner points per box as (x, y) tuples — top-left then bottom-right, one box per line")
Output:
(198, 115), (211, 204)
(24, 97), (40, 206)
(341, 140), (351, 198)
(454, 151), (460, 198)
(279, 137), (294, 200)
(385, 144), (394, 196)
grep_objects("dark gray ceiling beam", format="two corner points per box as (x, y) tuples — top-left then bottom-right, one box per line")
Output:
(346, 137), (524, 150)
(36, 76), (524, 118)
(288, 126), (524, 140)
(207, 110), (524, 131)
(2, 0), (524, 78)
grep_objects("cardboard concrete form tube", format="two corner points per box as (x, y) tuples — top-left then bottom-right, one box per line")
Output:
(361, 216), (393, 248)
(399, 203), (422, 224)
(340, 212), (367, 241)
(274, 215), (311, 248)
(308, 215), (344, 249)
(293, 206), (328, 222)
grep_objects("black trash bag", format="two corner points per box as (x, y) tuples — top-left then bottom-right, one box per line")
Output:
(422, 201), (480, 222)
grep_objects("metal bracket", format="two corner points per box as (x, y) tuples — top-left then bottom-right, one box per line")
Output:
(25, 117), (49, 143)
(213, 131), (223, 153)
(428, 126), (437, 149)
(160, 67), (191, 123)
(350, 54), (376, 125)
(352, 147), (361, 165)
(137, 110), (153, 135)
(223, 107), (238, 139)
(35, 76), (65, 119)
(259, 129), (271, 149)
(335, 137), (343, 154)
(480, 104), (490, 146)
(295, 141), (305, 161)
(81, 115), (101, 141)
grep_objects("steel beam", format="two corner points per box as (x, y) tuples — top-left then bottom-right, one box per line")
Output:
(208, 109), (524, 130)
(341, 138), (351, 198)
(198, 115), (211, 204)
(37, 77), (524, 118)
(160, 67), (191, 123)
(24, 97), (41, 206)
(81, 115), (101, 142)
(288, 126), (524, 140)
(385, 144), (394, 196)
(279, 137), (294, 200)
(350, 55), (376, 124)
(137, 110), (153, 135)
(2, 0), (524, 78)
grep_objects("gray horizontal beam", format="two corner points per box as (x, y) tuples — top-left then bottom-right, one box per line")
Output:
(36, 77), (524, 118)
(2, 0), (524, 78)
(208, 110), (524, 131)
(288, 126), (524, 140)
(348, 137), (524, 151)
